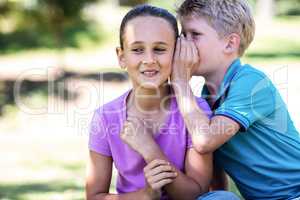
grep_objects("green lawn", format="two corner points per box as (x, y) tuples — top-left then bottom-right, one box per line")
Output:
(0, 133), (242, 200)
(0, 133), (87, 200)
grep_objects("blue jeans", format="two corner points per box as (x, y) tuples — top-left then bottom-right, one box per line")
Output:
(197, 190), (240, 200)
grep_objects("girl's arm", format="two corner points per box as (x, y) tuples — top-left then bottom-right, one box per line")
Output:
(164, 148), (212, 200)
(138, 145), (212, 200)
(86, 151), (160, 200)
(120, 117), (212, 199)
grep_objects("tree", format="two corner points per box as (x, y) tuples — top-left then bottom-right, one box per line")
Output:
(118, 0), (148, 6)
(0, 0), (103, 53)
(36, 0), (100, 48)
(276, 0), (300, 16)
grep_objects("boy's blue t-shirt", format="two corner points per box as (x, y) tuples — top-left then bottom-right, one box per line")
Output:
(201, 59), (300, 200)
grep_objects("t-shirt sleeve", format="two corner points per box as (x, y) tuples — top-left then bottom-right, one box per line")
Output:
(186, 130), (193, 149)
(215, 72), (276, 131)
(88, 109), (112, 156)
(196, 97), (213, 119)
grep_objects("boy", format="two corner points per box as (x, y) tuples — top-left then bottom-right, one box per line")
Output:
(172, 0), (300, 199)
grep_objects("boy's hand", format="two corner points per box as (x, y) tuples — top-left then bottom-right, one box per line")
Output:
(144, 159), (177, 195)
(171, 35), (199, 83)
(120, 116), (156, 156)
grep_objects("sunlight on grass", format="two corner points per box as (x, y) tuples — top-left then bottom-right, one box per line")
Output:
(0, 180), (84, 200)
(229, 178), (243, 199)
(242, 15), (300, 66)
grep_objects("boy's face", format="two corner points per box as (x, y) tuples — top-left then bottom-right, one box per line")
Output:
(180, 14), (227, 76)
(117, 16), (175, 89)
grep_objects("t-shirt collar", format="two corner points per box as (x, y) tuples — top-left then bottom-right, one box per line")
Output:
(201, 59), (242, 109)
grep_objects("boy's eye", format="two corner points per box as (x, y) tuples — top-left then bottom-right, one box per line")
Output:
(192, 32), (201, 36)
(154, 48), (166, 53)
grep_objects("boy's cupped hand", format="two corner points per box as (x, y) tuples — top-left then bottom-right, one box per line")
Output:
(171, 35), (199, 83)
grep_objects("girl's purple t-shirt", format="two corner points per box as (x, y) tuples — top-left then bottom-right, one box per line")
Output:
(89, 90), (211, 196)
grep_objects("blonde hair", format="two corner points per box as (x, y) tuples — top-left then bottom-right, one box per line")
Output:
(177, 0), (255, 56)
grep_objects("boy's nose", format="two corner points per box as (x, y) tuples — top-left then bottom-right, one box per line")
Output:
(186, 34), (193, 41)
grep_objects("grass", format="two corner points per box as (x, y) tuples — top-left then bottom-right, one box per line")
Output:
(0, 131), (241, 199)
(0, 180), (84, 200)
(0, 133), (87, 199)
(229, 178), (243, 199)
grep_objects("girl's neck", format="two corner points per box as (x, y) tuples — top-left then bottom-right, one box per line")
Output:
(129, 83), (171, 115)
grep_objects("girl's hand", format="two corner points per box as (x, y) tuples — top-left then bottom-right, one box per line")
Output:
(121, 116), (156, 155)
(144, 159), (178, 193)
(171, 35), (199, 83)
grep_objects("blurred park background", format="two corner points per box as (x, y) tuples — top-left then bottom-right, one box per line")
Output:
(0, 0), (299, 199)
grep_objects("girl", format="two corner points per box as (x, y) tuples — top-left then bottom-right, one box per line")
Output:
(86, 4), (230, 200)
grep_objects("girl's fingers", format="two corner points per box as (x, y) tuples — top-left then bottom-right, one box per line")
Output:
(125, 116), (143, 129)
(144, 161), (178, 190)
(147, 171), (177, 184)
(151, 178), (174, 190)
(144, 159), (170, 172)
(127, 116), (140, 123)
(122, 118), (140, 137)
(145, 163), (175, 178)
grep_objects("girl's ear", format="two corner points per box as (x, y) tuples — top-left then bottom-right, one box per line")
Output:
(116, 47), (126, 69)
(224, 33), (240, 55)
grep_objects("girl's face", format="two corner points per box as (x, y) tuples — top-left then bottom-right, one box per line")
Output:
(117, 16), (176, 89)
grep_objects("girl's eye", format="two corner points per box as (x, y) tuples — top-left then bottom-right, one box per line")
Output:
(132, 48), (143, 53)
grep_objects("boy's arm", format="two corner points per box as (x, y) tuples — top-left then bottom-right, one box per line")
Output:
(209, 160), (228, 190)
(86, 151), (160, 200)
(171, 36), (240, 154)
(173, 81), (240, 154)
(184, 148), (213, 194)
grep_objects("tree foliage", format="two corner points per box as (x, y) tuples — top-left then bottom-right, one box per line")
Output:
(0, 0), (102, 52)
(118, 0), (149, 6)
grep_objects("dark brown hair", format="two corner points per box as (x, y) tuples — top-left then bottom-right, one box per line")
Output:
(119, 4), (179, 49)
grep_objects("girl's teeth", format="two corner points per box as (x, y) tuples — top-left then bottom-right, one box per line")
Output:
(143, 71), (157, 76)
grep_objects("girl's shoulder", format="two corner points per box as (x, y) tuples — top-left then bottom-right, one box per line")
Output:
(94, 90), (130, 118)
(195, 96), (208, 104)
(195, 96), (213, 118)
